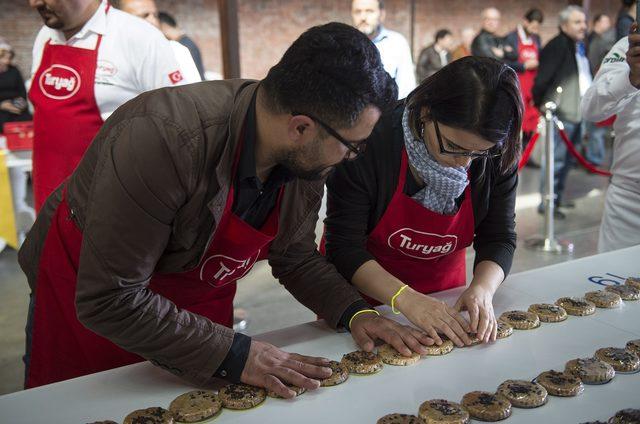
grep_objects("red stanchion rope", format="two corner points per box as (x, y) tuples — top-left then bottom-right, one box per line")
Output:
(518, 132), (539, 171)
(557, 128), (612, 177)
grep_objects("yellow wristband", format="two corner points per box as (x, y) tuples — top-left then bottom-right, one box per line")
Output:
(391, 284), (409, 315)
(348, 309), (380, 330)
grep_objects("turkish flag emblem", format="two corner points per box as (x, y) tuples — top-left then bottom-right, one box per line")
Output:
(168, 70), (183, 84)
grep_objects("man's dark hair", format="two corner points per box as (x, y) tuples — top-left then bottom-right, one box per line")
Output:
(525, 8), (544, 23)
(621, 0), (636, 8)
(158, 11), (177, 27)
(406, 56), (523, 174)
(593, 13), (608, 24)
(262, 22), (397, 129)
(434, 29), (452, 42)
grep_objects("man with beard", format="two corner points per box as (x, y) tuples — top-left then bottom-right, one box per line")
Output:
(20, 22), (435, 396)
(28, 0), (187, 211)
(351, 0), (416, 98)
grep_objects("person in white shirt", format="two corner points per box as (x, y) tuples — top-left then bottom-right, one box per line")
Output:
(29, 0), (188, 210)
(117, 0), (201, 84)
(351, 0), (416, 99)
(581, 29), (640, 252)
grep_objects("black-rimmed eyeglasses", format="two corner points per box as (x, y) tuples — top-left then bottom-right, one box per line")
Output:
(420, 119), (501, 159)
(292, 111), (368, 159)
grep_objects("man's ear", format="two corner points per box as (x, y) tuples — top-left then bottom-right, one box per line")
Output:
(287, 114), (315, 144)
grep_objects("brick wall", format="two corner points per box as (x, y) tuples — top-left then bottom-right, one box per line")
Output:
(1, 0), (624, 82)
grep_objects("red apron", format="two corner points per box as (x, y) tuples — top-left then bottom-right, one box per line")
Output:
(28, 5), (110, 212)
(516, 34), (540, 134)
(26, 140), (282, 388)
(364, 148), (474, 304)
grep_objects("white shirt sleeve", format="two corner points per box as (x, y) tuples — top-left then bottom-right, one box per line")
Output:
(169, 41), (202, 84)
(133, 28), (190, 91)
(581, 38), (640, 122)
(394, 36), (417, 99)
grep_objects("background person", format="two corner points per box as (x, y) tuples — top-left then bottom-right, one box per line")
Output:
(158, 11), (205, 80)
(472, 7), (517, 63)
(325, 57), (522, 346)
(0, 39), (31, 132)
(416, 29), (454, 82)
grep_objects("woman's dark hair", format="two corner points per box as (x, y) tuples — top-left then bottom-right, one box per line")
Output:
(261, 22), (397, 129)
(525, 8), (544, 24)
(405, 56), (523, 174)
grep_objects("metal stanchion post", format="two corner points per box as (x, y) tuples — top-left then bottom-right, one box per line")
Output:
(525, 101), (574, 254)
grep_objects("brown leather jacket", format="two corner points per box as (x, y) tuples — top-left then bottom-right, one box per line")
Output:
(19, 80), (365, 387)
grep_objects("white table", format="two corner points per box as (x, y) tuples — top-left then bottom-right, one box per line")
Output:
(1, 246), (639, 423)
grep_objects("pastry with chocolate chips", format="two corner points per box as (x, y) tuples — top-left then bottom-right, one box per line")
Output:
(219, 384), (266, 410)
(461, 391), (512, 421)
(168, 390), (221, 422)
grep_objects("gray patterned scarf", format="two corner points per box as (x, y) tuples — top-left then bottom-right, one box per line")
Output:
(401, 108), (468, 215)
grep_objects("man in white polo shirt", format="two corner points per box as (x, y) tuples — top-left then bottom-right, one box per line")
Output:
(28, 0), (188, 211)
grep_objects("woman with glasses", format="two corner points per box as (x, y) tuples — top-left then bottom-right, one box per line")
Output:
(324, 56), (522, 348)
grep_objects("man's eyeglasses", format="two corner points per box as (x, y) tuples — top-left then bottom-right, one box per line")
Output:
(292, 111), (368, 159)
(421, 119), (501, 159)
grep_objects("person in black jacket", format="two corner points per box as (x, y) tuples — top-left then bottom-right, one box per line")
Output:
(0, 39), (31, 133)
(471, 7), (517, 63)
(532, 5), (590, 217)
(416, 29), (454, 82)
(325, 57), (522, 347)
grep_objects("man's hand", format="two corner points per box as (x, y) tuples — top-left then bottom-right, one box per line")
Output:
(628, 25), (640, 89)
(0, 100), (22, 115)
(240, 340), (332, 399)
(454, 284), (498, 343)
(395, 288), (472, 347)
(349, 312), (434, 356)
(490, 46), (505, 59)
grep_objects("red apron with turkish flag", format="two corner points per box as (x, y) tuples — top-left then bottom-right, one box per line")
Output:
(364, 148), (474, 304)
(26, 140), (282, 388)
(28, 5), (109, 212)
(517, 34), (540, 133)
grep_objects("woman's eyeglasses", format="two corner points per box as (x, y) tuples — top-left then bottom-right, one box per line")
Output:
(421, 119), (502, 159)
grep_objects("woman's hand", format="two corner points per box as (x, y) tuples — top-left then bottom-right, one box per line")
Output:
(454, 284), (497, 343)
(396, 288), (472, 347)
(1, 99), (22, 114)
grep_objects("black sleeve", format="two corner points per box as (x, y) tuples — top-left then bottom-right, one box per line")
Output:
(532, 39), (561, 108)
(15, 67), (27, 100)
(503, 34), (525, 73)
(416, 48), (430, 83)
(213, 332), (251, 383)
(472, 33), (497, 59)
(472, 164), (518, 276)
(324, 149), (377, 282)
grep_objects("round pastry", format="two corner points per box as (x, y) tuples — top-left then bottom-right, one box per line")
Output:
(528, 303), (568, 322)
(319, 360), (349, 387)
(463, 334), (483, 346)
(168, 390), (222, 422)
(578, 421), (607, 424)
(584, 290), (622, 308)
(626, 277), (640, 290)
(605, 284), (640, 301)
(609, 409), (640, 423)
(496, 379), (548, 408)
(461, 391), (512, 422)
(594, 347), (640, 373)
(418, 399), (470, 424)
(535, 370), (584, 396)
(377, 413), (425, 424)
(341, 350), (383, 374)
(267, 384), (306, 399)
(555, 297), (596, 316)
(87, 421), (118, 424)
(377, 344), (421, 366)
(218, 384), (266, 410)
(123, 407), (174, 424)
(423, 339), (454, 356)
(626, 339), (640, 356)
(498, 310), (540, 330)
(496, 321), (513, 339)
(565, 357), (615, 384)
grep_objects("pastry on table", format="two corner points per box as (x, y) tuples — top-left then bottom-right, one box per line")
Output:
(609, 409), (640, 423)
(535, 370), (584, 396)
(341, 350), (383, 374)
(461, 391), (512, 421)
(465, 334), (482, 346)
(496, 321), (513, 339)
(377, 413), (425, 424)
(123, 407), (174, 424)
(584, 290), (622, 308)
(528, 303), (568, 322)
(626, 339), (640, 356)
(377, 344), (421, 366)
(267, 384), (306, 399)
(498, 310), (540, 330)
(319, 360), (349, 387)
(625, 277), (640, 289)
(605, 284), (640, 301)
(555, 297), (596, 316)
(168, 390), (222, 422)
(496, 379), (548, 408)
(87, 421), (118, 424)
(564, 357), (615, 384)
(423, 339), (454, 355)
(418, 399), (470, 424)
(594, 347), (640, 373)
(218, 384), (266, 410)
